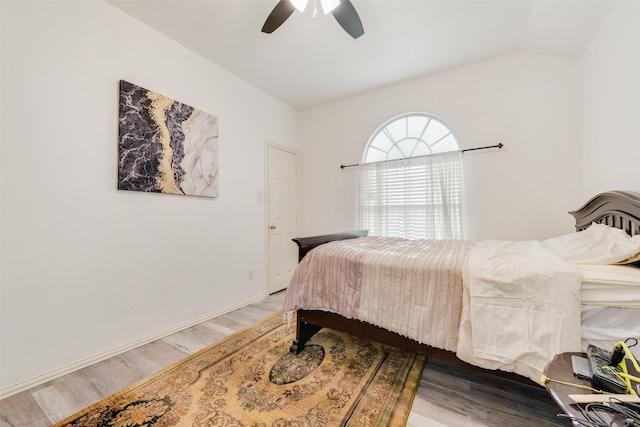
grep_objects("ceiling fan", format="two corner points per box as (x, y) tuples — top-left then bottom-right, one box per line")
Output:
(262, 0), (364, 39)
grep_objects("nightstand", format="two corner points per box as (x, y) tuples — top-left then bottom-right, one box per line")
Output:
(543, 352), (639, 427)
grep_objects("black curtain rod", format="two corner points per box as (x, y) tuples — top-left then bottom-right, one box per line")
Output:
(461, 142), (504, 153)
(340, 142), (504, 169)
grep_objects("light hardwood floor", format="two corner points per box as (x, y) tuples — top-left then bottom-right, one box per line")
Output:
(0, 291), (565, 426)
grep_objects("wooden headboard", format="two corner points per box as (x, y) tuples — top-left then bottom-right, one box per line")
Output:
(569, 191), (640, 236)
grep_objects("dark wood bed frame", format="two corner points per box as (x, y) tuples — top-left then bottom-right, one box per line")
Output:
(288, 191), (640, 383)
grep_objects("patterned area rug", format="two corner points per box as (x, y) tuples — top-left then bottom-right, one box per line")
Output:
(54, 312), (425, 427)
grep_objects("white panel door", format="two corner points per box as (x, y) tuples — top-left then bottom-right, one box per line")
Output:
(267, 144), (298, 294)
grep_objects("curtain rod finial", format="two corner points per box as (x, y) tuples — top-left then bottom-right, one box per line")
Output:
(341, 163), (359, 170)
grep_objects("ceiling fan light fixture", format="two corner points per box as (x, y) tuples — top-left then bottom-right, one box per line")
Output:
(264, 0), (363, 39)
(320, 0), (340, 14)
(289, 0), (308, 12)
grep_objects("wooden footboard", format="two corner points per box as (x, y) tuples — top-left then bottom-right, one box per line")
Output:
(292, 230), (368, 261)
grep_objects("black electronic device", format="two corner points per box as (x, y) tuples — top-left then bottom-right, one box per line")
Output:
(609, 344), (626, 366)
(571, 355), (592, 380)
(586, 344), (628, 394)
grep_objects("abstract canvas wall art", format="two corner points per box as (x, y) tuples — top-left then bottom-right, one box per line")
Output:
(118, 80), (219, 198)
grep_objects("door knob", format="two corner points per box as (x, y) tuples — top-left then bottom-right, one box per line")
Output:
(270, 225), (277, 230)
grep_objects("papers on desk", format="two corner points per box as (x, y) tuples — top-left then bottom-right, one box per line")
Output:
(569, 394), (640, 404)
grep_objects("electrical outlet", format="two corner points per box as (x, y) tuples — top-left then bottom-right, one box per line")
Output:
(248, 268), (254, 279)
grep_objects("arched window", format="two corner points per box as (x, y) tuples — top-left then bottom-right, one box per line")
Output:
(363, 113), (459, 162)
(359, 113), (463, 240)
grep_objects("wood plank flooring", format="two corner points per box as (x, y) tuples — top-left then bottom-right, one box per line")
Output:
(0, 291), (566, 426)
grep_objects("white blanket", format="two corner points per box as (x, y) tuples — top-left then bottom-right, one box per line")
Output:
(456, 240), (583, 382)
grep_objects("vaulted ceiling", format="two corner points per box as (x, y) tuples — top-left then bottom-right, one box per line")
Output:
(109, 0), (615, 110)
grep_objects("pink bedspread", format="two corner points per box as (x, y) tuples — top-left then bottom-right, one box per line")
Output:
(283, 236), (474, 352)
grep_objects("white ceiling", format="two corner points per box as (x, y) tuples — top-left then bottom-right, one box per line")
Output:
(108, 0), (615, 111)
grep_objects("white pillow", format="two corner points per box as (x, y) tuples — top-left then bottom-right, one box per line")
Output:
(542, 223), (640, 265)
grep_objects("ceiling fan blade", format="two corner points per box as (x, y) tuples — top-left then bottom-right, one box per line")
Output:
(262, 0), (296, 34)
(331, 0), (364, 39)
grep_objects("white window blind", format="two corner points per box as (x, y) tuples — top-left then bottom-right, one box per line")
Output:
(359, 151), (463, 239)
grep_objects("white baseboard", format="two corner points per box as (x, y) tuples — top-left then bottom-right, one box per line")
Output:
(0, 294), (267, 400)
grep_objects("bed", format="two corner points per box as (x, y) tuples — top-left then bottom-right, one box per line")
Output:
(283, 190), (640, 384)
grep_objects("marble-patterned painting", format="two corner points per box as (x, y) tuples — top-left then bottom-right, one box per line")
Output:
(118, 80), (219, 197)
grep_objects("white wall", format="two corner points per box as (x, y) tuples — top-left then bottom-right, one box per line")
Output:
(300, 53), (581, 242)
(579, 0), (640, 199)
(0, 1), (300, 393)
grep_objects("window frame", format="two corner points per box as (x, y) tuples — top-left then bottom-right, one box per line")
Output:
(362, 112), (459, 164)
